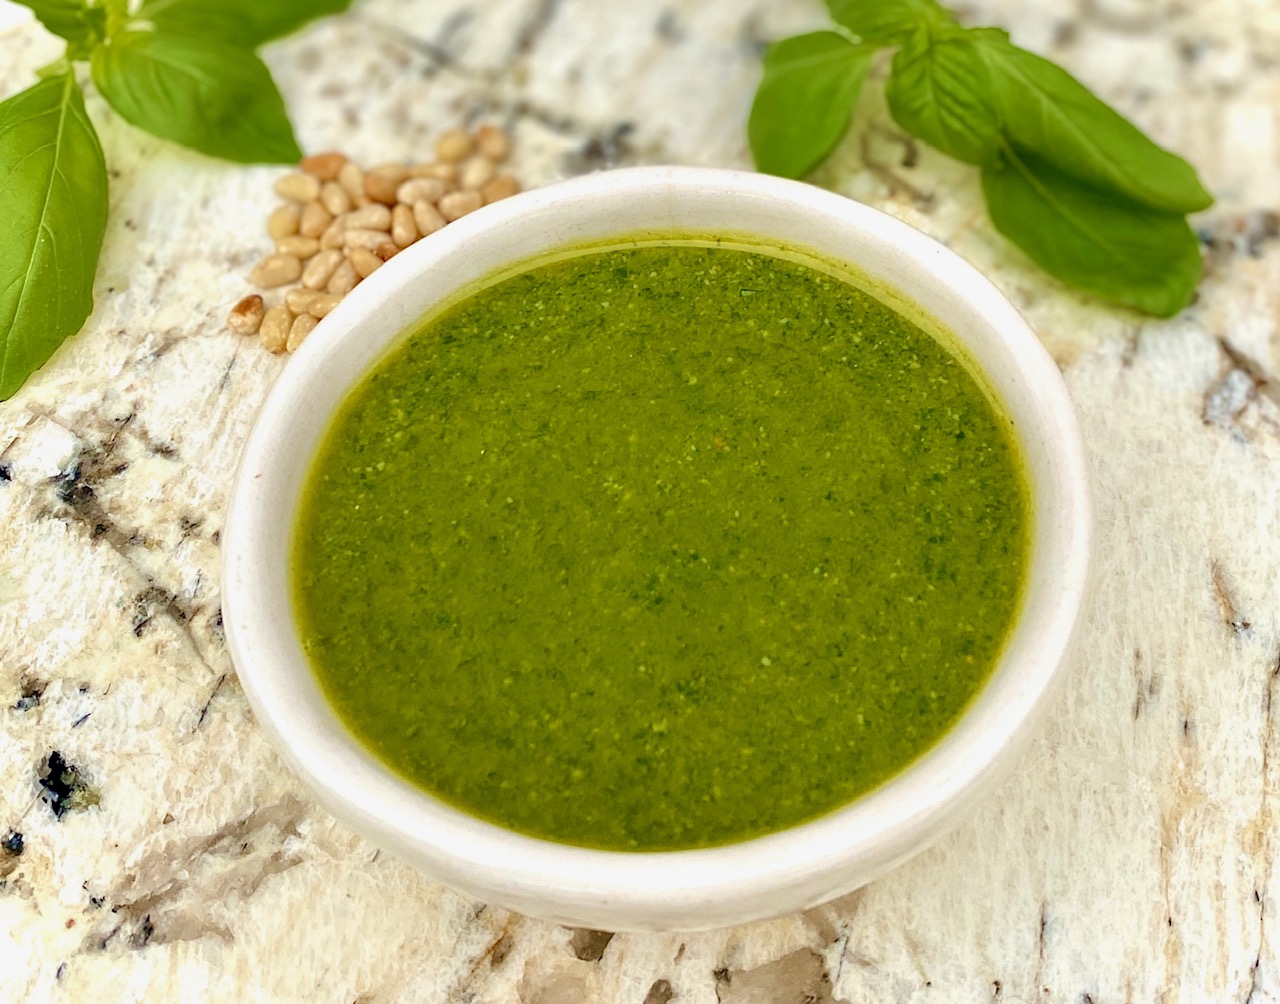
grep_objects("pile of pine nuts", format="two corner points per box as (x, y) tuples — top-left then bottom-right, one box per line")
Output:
(227, 124), (519, 353)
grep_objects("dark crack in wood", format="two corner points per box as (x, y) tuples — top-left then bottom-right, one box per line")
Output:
(452, 913), (521, 994)
(561, 123), (637, 175)
(1034, 903), (1048, 996)
(859, 128), (934, 209)
(1222, 338), (1280, 404)
(1211, 560), (1253, 635)
(358, 11), (479, 79)
(93, 797), (308, 949)
(1245, 649), (1280, 1003)
(194, 674), (227, 731)
(49, 445), (146, 558)
(831, 930), (851, 989)
(567, 927), (614, 962)
(489, 930), (514, 967)
(643, 978), (675, 1004)
(869, 122), (922, 169)
(1132, 648), (1162, 720)
(655, 10), (687, 44)
(13, 674), (45, 712)
(737, 10), (771, 58)
(1201, 210), (1280, 269)
(1203, 337), (1279, 434)
(510, 0), (565, 63)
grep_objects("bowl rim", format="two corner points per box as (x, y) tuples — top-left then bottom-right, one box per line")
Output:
(222, 165), (1091, 929)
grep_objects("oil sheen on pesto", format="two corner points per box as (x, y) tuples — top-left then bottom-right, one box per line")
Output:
(293, 241), (1029, 851)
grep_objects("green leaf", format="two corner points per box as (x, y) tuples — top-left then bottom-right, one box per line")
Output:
(749, 32), (874, 180)
(103, 0), (128, 33)
(16, 0), (105, 48)
(974, 34), (1212, 214)
(35, 56), (73, 80)
(91, 30), (302, 164)
(825, 0), (952, 45)
(136, 0), (354, 47)
(886, 30), (999, 165)
(0, 75), (108, 400)
(981, 145), (1202, 317)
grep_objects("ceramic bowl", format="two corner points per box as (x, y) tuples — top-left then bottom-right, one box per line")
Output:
(222, 165), (1091, 931)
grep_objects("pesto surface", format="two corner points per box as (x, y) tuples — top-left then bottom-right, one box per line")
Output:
(293, 242), (1029, 851)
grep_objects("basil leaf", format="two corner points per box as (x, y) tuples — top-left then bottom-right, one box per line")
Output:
(0, 75), (108, 400)
(981, 146), (1202, 317)
(91, 31), (302, 164)
(136, 0), (353, 47)
(15, 0), (102, 47)
(749, 32), (874, 180)
(825, 0), (952, 45)
(975, 34), (1212, 214)
(886, 31), (998, 165)
(35, 56), (73, 80)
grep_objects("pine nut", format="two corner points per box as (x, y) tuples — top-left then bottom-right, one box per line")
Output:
(344, 228), (394, 251)
(276, 234), (320, 258)
(326, 259), (359, 296)
(412, 200), (446, 236)
(482, 174), (521, 204)
(409, 162), (458, 183)
(459, 155), (495, 191)
(287, 312), (318, 352)
(299, 201), (333, 238)
(320, 180), (351, 216)
(365, 177), (399, 205)
(307, 292), (343, 318)
(243, 136), (527, 359)
(302, 249), (344, 289)
(438, 190), (483, 222)
(391, 204), (418, 247)
(344, 204), (392, 231)
(338, 162), (365, 201)
(319, 220), (347, 250)
(474, 124), (511, 162)
(267, 205), (301, 240)
(300, 151), (347, 181)
(260, 305), (292, 353)
(274, 172), (320, 202)
(227, 294), (264, 335)
(286, 287), (323, 313)
(350, 247), (383, 279)
(396, 177), (447, 205)
(436, 128), (472, 163)
(365, 164), (408, 204)
(250, 253), (302, 288)
(372, 161), (410, 178)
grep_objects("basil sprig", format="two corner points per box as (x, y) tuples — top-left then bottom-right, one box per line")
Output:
(748, 0), (1213, 317)
(0, 0), (351, 401)
(0, 73), (107, 400)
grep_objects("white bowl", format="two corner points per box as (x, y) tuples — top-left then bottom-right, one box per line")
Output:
(222, 166), (1091, 932)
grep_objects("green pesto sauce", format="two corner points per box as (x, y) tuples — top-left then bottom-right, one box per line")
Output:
(292, 241), (1029, 851)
